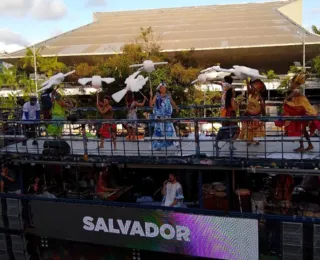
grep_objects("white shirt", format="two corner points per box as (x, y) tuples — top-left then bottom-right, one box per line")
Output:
(163, 182), (184, 207)
(22, 102), (40, 120)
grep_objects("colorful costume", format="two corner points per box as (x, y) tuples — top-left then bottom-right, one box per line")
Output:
(240, 94), (266, 141)
(47, 101), (65, 137)
(152, 93), (177, 150)
(275, 73), (320, 136)
(99, 108), (116, 139)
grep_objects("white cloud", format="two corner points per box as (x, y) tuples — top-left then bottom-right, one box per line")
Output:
(31, 0), (67, 20)
(85, 0), (107, 7)
(0, 28), (30, 53)
(0, 0), (67, 20)
(0, 28), (30, 46)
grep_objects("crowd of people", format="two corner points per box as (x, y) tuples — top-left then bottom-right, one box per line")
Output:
(2, 72), (318, 153)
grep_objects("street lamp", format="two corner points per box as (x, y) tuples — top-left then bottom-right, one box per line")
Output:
(296, 31), (308, 95)
(32, 45), (48, 94)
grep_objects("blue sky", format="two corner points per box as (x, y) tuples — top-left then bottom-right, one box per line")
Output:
(0, 0), (319, 53)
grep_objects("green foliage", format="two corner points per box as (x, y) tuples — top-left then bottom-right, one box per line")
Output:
(312, 56), (320, 77)
(263, 70), (279, 81)
(19, 46), (66, 76)
(312, 25), (320, 35)
(277, 76), (290, 94)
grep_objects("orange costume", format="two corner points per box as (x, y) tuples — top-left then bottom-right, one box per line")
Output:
(275, 73), (320, 136)
(240, 79), (266, 142)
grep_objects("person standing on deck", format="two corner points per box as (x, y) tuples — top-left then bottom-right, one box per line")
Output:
(96, 94), (116, 150)
(149, 82), (179, 150)
(125, 91), (147, 141)
(239, 79), (266, 145)
(22, 96), (40, 146)
(213, 75), (234, 116)
(47, 92), (73, 139)
(275, 73), (320, 152)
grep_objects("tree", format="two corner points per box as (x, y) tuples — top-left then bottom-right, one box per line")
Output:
(20, 47), (66, 77)
(312, 25), (320, 35)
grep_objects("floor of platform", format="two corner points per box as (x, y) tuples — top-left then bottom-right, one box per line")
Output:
(1, 136), (320, 160)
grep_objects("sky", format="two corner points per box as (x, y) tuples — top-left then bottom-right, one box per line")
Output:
(0, 0), (319, 53)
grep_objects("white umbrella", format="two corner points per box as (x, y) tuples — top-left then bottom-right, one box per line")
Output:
(112, 71), (149, 103)
(78, 75), (115, 90)
(37, 70), (75, 92)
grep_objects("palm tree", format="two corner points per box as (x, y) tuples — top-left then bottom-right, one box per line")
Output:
(312, 25), (320, 35)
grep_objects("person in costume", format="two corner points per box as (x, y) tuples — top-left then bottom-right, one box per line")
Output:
(275, 73), (320, 152)
(240, 79), (266, 145)
(96, 94), (116, 150)
(221, 87), (240, 141)
(213, 75), (234, 117)
(149, 82), (179, 150)
(46, 92), (72, 138)
(125, 91), (147, 141)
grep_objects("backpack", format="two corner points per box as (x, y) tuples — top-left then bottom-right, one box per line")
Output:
(41, 92), (52, 110)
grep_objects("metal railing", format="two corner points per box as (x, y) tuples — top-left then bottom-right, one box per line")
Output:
(1, 115), (320, 169)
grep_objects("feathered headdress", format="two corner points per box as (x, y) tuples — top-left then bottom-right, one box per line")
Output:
(291, 72), (307, 89)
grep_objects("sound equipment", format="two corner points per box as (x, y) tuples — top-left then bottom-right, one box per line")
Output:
(43, 140), (71, 156)
(315, 224), (320, 260)
(108, 186), (133, 201)
(282, 222), (303, 260)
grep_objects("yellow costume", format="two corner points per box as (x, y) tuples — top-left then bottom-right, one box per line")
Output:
(240, 94), (266, 142)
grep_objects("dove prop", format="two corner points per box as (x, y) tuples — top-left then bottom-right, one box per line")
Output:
(192, 71), (231, 84)
(37, 70), (75, 92)
(112, 71), (149, 103)
(129, 60), (168, 73)
(213, 65), (266, 80)
(78, 76), (115, 90)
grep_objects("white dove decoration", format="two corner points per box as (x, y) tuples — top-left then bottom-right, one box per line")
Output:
(112, 71), (149, 103)
(191, 71), (231, 84)
(213, 65), (266, 80)
(129, 60), (168, 73)
(78, 76), (115, 90)
(37, 70), (75, 92)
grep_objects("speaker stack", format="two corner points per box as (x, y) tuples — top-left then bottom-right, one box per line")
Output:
(282, 222), (303, 260)
(0, 198), (28, 260)
(315, 224), (320, 260)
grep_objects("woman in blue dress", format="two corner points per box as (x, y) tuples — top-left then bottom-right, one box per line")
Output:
(149, 82), (179, 150)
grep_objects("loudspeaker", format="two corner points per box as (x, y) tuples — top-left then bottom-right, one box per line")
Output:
(282, 222), (303, 260)
(43, 140), (71, 156)
(315, 225), (320, 260)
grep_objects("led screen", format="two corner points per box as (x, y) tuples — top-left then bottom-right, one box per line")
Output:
(31, 201), (259, 260)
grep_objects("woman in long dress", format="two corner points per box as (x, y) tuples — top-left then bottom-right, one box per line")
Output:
(125, 91), (146, 141)
(240, 79), (266, 145)
(149, 82), (179, 150)
(96, 94), (116, 150)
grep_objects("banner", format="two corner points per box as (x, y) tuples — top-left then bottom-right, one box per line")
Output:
(30, 201), (259, 260)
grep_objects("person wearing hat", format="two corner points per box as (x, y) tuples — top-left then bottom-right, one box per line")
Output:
(276, 73), (320, 152)
(47, 92), (73, 138)
(22, 96), (40, 146)
(149, 82), (179, 150)
(239, 78), (266, 145)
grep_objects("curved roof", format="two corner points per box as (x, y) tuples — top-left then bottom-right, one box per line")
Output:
(2, 0), (320, 59)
